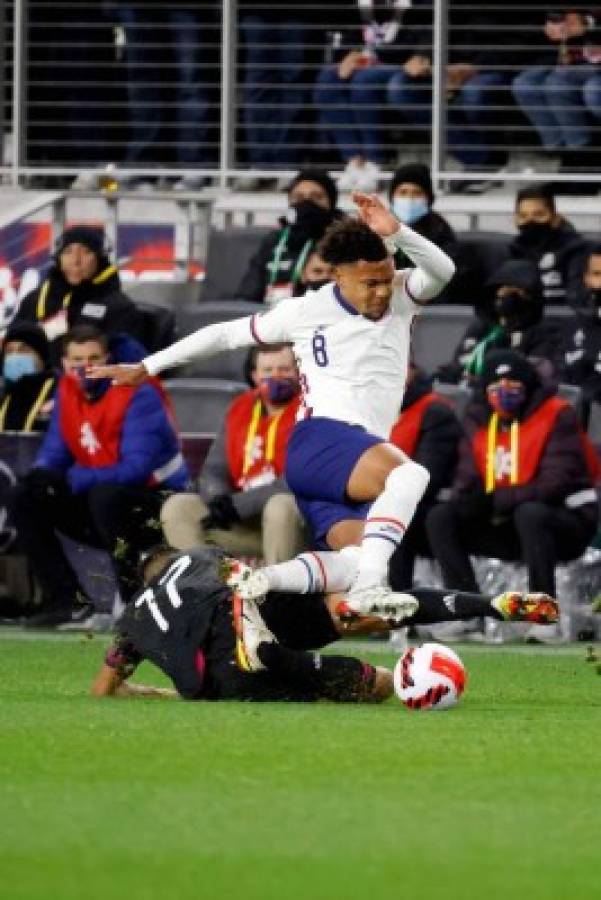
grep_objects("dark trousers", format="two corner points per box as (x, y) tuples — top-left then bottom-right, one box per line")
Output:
(12, 480), (167, 606)
(425, 499), (597, 596)
(389, 510), (433, 590)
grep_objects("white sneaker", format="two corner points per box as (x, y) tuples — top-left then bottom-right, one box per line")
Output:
(57, 611), (113, 633)
(337, 158), (380, 193)
(236, 570), (270, 603)
(232, 175), (264, 191)
(232, 594), (275, 672)
(224, 559), (254, 591)
(71, 170), (101, 190)
(172, 176), (209, 191)
(345, 583), (419, 620)
(354, 160), (380, 192)
(524, 622), (564, 645)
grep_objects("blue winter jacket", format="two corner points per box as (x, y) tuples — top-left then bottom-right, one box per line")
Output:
(34, 333), (189, 493)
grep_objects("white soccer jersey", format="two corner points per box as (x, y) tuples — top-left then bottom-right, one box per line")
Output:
(144, 224), (455, 439)
(247, 279), (416, 437)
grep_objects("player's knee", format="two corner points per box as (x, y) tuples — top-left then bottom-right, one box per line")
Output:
(387, 460), (430, 496)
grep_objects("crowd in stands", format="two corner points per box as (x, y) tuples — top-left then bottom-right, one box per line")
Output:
(33, 3), (601, 193)
(1, 163), (601, 642)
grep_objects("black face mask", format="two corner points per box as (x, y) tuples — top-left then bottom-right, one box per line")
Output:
(289, 200), (334, 239)
(495, 290), (527, 320)
(293, 277), (332, 296)
(518, 221), (554, 246)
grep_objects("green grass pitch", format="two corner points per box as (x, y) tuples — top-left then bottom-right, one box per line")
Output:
(1, 633), (600, 900)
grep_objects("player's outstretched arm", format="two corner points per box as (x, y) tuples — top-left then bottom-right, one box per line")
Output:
(353, 191), (455, 304)
(90, 663), (177, 699)
(91, 662), (128, 697)
(86, 362), (149, 386)
(88, 314), (263, 383)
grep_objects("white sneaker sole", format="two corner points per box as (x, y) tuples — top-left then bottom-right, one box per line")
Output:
(236, 571), (270, 603)
(346, 587), (419, 620)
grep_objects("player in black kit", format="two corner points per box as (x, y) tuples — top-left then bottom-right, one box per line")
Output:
(92, 545), (392, 702)
(91, 545), (558, 703)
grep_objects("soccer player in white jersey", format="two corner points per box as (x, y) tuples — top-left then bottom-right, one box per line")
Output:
(89, 193), (455, 618)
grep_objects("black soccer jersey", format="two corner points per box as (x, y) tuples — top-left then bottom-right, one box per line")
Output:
(109, 547), (231, 699)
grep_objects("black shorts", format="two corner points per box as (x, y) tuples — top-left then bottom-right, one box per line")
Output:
(260, 590), (339, 650)
(202, 601), (367, 703)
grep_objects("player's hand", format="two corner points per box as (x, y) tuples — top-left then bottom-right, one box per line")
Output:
(86, 362), (149, 386)
(352, 192), (400, 237)
(338, 51), (364, 80)
(404, 55), (431, 78)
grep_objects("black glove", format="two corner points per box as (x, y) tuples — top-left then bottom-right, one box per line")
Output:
(201, 494), (240, 531)
(22, 467), (69, 500)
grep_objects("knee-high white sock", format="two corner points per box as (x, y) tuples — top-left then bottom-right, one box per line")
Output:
(354, 461), (430, 589)
(261, 546), (360, 594)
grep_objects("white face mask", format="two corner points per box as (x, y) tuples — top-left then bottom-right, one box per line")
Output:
(392, 197), (429, 225)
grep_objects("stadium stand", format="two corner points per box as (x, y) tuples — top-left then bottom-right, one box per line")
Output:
(174, 301), (262, 380)
(588, 402), (601, 447)
(200, 227), (272, 300)
(163, 377), (247, 434)
(412, 306), (472, 374)
(136, 301), (177, 353)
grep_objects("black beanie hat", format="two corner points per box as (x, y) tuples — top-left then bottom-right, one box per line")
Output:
(286, 169), (338, 210)
(388, 163), (434, 205)
(54, 226), (107, 260)
(3, 321), (51, 367)
(481, 349), (540, 393)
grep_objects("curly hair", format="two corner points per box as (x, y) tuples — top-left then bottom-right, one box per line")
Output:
(317, 218), (387, 266)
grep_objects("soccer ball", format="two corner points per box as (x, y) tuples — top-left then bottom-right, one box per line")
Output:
(393, 642), (467, 711)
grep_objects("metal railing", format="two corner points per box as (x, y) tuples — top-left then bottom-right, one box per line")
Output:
(1, 2), (600, 190)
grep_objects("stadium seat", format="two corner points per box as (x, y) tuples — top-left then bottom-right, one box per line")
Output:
(200, 226), (272, 300)
(136, 301), (177, 352)
(449, 231), (510, 305)
(557, 382), (585, 422)
(175, 301), (263, 380)
(124, 281), (200, 309)
(412, 306), (472, 375)
(163, 377), (247, 434)
(588, 401), (601, 445)
(431, 379), (472, 419)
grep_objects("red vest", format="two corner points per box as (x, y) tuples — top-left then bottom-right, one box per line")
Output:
(225, 390), (299, 490)
(389, 392), (443, 458)
(471, 396), (601, 488)
(59, 374), (139, 466)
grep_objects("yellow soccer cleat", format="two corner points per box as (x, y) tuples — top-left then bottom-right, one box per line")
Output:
(492, 591), (559, 624)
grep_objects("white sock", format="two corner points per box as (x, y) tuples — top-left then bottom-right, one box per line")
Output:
(262, 547), (360, 594)
(354, 461), (430, 589)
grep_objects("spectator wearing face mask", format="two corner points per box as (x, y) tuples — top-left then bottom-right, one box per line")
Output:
(161, 343), (308, 564)
(426, 350), (599, 620)
(388, 164), (459, 271)
(509, 184), (590, 306)
(235, 170), (343, 305)
(558, 246), (601, 409)
(437, 259), (563, 385)
(11, 324), (188, 628)
(0, 322), (56, 432)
